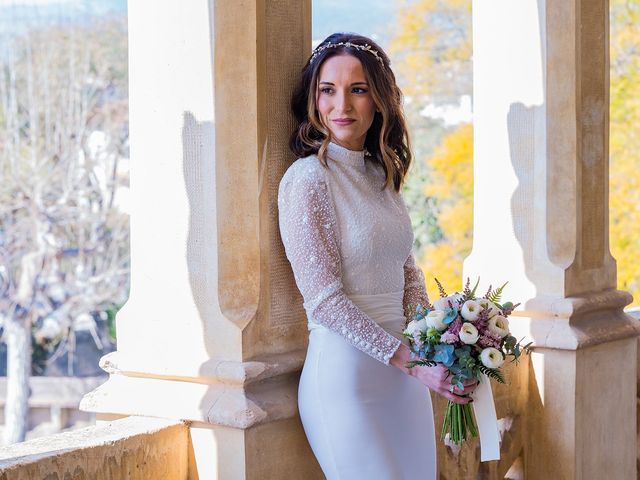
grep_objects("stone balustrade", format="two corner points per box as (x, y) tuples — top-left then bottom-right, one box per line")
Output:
(0, 358), (532, 479)
(0, 416), (192, 479)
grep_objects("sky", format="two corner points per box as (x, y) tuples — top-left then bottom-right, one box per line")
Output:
(312, 0), (399, 48)
(0, 0), (126, 35)
(0, 0), (399, 49)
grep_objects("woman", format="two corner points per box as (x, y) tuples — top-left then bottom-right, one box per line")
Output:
(278, 33), (478, 479)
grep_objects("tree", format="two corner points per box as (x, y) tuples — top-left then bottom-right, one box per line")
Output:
(0, 15), (129, 444)
(419, 123), (473, 299)
(390, 0), (472, 101)
(391, 0), (473, 299)
(392, 0), (640, 305)
(609, 0), (640, 304)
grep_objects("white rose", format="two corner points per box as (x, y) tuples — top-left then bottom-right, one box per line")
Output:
(432, 293), (464, 311)
(458, 322), (479, 345)
(478, 298), (501, 318)
(425, 310), (447, 331)
(460, 300), (481, 322)
(403, 318), (428, 336)
(488, 315), (510, 338)
(480, 347), (505, 368)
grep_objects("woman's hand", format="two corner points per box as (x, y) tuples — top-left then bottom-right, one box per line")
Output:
(410, 364), (478, 404)
(390, 343), (478, 404)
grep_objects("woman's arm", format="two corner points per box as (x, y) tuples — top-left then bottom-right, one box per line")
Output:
(278, 163), (402, 365)
(401, 252), (431, 320)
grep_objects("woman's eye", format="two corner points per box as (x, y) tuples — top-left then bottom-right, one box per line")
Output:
(353, 88), (368, 94)
(319, 87), (333, 94)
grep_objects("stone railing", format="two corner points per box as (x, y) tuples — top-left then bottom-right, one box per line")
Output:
(0, 362), (529, 480)
(0, 416), (191, 479)
(3, 319), (640, 480)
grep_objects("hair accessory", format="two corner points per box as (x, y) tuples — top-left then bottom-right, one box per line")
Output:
(310, 41), (385, 67)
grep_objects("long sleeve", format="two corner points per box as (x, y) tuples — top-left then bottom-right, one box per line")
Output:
(278, 165), (402, 365)
(402, 252), (430, 321)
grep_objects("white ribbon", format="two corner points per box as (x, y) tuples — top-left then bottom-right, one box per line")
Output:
(471, 374), (501, 461)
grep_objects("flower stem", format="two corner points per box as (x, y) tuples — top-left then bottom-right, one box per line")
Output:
(456, 403), (463, 443)
(451, 403), (457, 441)
(441, 401), (452, 441)
(464, 404), (478, 437)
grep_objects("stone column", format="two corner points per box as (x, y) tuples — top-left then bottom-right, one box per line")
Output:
(465, 0), (638, 478)
(80, 1), (321, 478)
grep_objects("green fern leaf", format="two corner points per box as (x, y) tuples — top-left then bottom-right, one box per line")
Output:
(407, 360), (437, 368)
(478, 365), (506, 383)
(488, 281), (508, 304)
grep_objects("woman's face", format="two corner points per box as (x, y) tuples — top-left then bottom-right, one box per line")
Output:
(316, 54), (377, 151)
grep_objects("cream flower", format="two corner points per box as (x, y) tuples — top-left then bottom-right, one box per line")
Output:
(478, 298), (501, 318)
(460, 300), (481, 322)
(488, 315), (510, 338)
(480, 347), (505, 368)
(459, 322), (479, 345)
(425, 310), (447, 331)
(404, 318), (428, 336)
(432, 293), (464, 311)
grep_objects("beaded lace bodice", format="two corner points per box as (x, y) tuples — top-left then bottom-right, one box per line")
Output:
(277, 142), (430, 364)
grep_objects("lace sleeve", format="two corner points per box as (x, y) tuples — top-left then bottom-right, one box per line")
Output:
(277, 164), (402, 365)
(402, 252), (430, 321)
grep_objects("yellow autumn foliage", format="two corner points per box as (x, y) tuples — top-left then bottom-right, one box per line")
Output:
(390, 0), (472, 99)
(395, 0), (639, 305)
(418, 124), (473, 300)
(609, 0), (640, 304)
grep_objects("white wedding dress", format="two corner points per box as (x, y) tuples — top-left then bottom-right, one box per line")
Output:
(278, 142), (436, 480)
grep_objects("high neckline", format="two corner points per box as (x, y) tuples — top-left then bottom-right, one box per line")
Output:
(327, 141), (366, 168)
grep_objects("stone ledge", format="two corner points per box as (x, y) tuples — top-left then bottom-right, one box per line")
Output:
(99, 349), (306, 385)
(81, 349), (305, 429)
(509, 290), (640, 350)
(523, 289), (634, 320)
(0, 416), (190, 479)
(80, 369), (299, 429)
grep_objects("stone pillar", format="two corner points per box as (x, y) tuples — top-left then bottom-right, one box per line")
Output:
(80, 1), (321, 478)
(465, 0), (638, 478)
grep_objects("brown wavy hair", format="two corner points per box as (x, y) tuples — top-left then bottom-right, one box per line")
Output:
(289, 32), (412, 192)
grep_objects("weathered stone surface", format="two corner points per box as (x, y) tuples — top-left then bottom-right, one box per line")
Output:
(0, 417), (190, 480)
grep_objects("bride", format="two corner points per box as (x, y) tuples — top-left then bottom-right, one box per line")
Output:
(278, 32), (478, 479)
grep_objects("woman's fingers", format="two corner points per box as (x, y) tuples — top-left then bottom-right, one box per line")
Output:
(442, 381), (477, 403)
(461, 383), (478, 395)
(441, 389), (473, 404)
(449, 382), (476, 395)
(410, 364), (478, 404)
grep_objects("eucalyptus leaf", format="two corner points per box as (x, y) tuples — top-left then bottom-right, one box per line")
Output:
(443, 308), (458, 325)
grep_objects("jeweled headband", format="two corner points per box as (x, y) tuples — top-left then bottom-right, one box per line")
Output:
(309, 41), (385, 67)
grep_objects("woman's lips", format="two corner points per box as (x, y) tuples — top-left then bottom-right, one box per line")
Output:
(332, 119), (356, 125)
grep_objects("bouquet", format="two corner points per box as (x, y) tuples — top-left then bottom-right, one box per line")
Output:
(403, 278), (531, 447)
